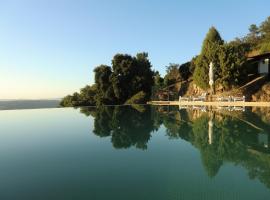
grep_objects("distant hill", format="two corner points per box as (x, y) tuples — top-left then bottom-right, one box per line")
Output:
(0, 100), (60, 110)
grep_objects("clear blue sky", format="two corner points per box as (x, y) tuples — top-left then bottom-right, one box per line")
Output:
(1, 0), (269, 99)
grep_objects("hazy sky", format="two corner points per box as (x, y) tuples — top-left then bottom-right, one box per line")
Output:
(1, 0), (270, 99)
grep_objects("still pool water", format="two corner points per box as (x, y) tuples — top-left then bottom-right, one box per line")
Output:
(0, 105), (270, 200)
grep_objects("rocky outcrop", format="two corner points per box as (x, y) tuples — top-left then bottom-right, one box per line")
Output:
(252, 82), (270, 102)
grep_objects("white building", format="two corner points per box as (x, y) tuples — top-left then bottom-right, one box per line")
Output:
(248, 53), (270, 75)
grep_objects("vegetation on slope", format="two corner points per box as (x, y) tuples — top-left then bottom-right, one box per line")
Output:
(61, 16), (270, 106)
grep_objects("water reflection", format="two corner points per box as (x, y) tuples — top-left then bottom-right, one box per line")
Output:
(81, 105), (157, 150)
(80, 105), (270, 189)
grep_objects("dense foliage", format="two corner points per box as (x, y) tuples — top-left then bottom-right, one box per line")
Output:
(124, 91), (147, 104)
(59, 84), (97, 107)
(159, 16), (270, 93)
(61, 16), (270, 105)
(243, 16), (270, 53)
(192, 27), (252, 90)
(193, 27), (224, 89)
(153, 71), (164, 88)
(217, 42), (247, 89)
(163, 62), (192, 87)
(60, 52), (154, 107)
(164, 64), (181, 86)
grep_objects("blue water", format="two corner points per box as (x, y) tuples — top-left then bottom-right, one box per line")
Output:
(0, 106), (269, 200)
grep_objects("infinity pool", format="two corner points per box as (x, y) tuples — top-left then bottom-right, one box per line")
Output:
(0, 105), (269, 200)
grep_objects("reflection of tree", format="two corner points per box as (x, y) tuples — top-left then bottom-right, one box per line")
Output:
(80, 106), (97, 117)
(80, 106), (270, 188)
(81, 106), (156, 150)
(93, 106), (114, 137)
(159, 108), (192, 140)
(192, 115), (223, 177)
(159, 108), (270, 187)
(244, 151), (270, 188)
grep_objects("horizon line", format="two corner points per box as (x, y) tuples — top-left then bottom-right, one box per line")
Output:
(0, 98), (62, 101)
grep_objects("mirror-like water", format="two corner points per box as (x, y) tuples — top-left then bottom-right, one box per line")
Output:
(0, 105), (269, 200)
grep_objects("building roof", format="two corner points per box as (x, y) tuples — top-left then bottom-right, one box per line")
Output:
(247, 52), (270, 61)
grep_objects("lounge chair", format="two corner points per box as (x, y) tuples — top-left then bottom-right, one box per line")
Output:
(232, 96), (245, 102)
(179, 96), (190, 101)
(217, 96), (232, 102)
(192, 93), (207, 102)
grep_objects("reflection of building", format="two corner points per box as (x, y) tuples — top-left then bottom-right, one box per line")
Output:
(258, 133), (269, 148)
(208, 119), (213, 144)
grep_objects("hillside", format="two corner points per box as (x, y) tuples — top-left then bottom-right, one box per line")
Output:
(155, 75), (270, 102)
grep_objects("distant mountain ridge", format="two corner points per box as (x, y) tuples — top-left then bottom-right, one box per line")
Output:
(0, 99), (60, 110)
(0, 98), (61, 101)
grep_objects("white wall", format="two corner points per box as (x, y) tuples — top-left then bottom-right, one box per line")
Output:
(259, 59), (269, 74)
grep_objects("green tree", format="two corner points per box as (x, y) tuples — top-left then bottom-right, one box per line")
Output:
(59, 92), (80, 107)
(61, 52), (154, 107)
(244, 24), (260, 51)
(94, 65), (116, 105)
(79, 84), (97, 105)
(153, 71), (164, 88)
(189, 56), (198, 75)
(258, 16), (270, 53)
(60, 95), (74, 107)
(260, 17), (270, 41)
(193, 27), (224, 89)
(110, 52), (154, 104)
(164, 64), (181, 86)
(125, 91), (147, 104)
(135, 52), (155, 96)
(218, 42), (247, 89)
(179, 61), (191, 81)
(111, 54), (136, 102)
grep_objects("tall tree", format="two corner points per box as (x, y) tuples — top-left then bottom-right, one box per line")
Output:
(164, 64), (181, 86)
(193, 27), (224, 89)
(134, 52), (154, 96)
(153, 71), (164, 88)
(179, 62), (192, 81)
(110, 53), (154, 103)
(111, 54), (137, 102)
(260, 16), (270, 40)
(94, 65), (116, 105)
(259, 16), (270, 53)
(243, 24), (260, 51)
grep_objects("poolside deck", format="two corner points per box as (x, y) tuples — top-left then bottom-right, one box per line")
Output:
(148, 101), (270, 107)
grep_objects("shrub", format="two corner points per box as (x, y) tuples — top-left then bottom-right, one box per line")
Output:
(125, 91), (147, 104)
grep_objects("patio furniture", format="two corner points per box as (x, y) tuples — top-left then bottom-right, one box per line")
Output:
(232, 96), (245, 102)
(192, 93), (207, 102)
(217, 96), (232, 102)
(179, 96), (190, 101)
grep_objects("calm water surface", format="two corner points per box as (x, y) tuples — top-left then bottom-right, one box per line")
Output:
(0, 105), (270, 200)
